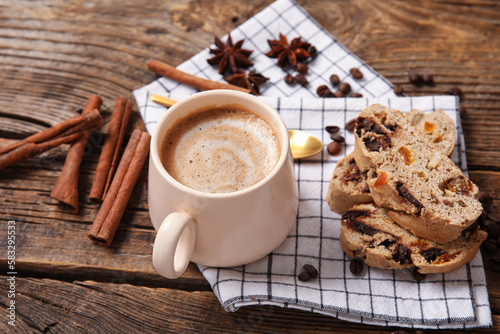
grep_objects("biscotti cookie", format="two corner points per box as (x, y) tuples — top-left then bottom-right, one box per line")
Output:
(352, 104), (482, 243)
(405, 109), (456, 156)
(326, 153), (373, 214)
(339, 203), (487, 274)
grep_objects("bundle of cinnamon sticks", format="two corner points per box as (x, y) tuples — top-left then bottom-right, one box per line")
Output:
(0, 94), (150, 247)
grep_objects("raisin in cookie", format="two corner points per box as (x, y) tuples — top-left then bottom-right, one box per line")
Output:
(339, 203), (487, 274)
(406, 109), (456, 156)
(352, 104), (482, 243)
(326, 153), (372, 214)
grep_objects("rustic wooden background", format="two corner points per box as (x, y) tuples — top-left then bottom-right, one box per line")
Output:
(0, 0), (499, 333)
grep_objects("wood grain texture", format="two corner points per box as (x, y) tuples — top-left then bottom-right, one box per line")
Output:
(0, 0), (499, 332)
(0, 276), (498, 334)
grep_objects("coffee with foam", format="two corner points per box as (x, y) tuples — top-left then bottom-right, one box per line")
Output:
(160, 104), (281, 194)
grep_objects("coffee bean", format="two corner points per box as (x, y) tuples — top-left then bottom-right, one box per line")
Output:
(483, 239), (497, 253)
(333, 90), (345, 98)
(488, 213), (500, 224)
(409, 72), (423, 84)
(325, 125), (340, 134)
(327, 141), (342, 155)
(284, 74), (295, 85)
(350, 259), (364, 274)
(484, 220), (500, 239)
(422, 73), (434, 85)
(307, 45), (317, 58)
(295, 63), (308, 74)
(350, 67), (363, 79)
(350, 92), (363, 98)
(459, 105), (468, 119)
(303, 264), (319, 278)
(413, 268), (426, 281)
(330, 133), (345, 143)
(489, 256), (500, 271)
(295, 74), (309, 86)
(394, 84), (404, 95)
(329, 74), (340, 86)
(316, 85), (330, 96)
(478, 191), (491, 205)
(338, 82), (351, 94)
(345, 119), (356, 132)
(298, 270), (311, 282)
(448, 86), (463, 100)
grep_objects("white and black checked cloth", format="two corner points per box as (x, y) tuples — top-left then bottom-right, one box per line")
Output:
(133, 0), (492, 328)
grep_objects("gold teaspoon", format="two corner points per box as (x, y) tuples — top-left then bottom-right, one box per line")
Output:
(151, 94), (324, 159)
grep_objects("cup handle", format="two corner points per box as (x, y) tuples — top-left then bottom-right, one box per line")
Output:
(152, 212), (196, 279)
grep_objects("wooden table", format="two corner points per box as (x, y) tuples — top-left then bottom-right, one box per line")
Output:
(1, 0), (499, 332)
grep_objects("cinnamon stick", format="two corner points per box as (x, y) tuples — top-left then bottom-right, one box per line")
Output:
(88, 129), (150, 246)
(0, 109), (103, 156)
(147, 59), (251, 94)
(0, 111), (102, 171)
(51, 94), (103, 213)
(89, 97), (132, 203)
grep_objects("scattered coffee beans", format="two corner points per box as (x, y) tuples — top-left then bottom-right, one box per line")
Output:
(317, 85), (330, 96)
(338, 82), (351, 95)
(350, 259), (364, 274)
(330, 133), (345, 143)
(284, 74), (295, 85)
(350, 67), (363, 79)
(295, 74), (309, 86)
(303, 264), (319, 278)
(295, 63), (308, 74)
(394, 84), (404, 95)
(484, 220), (500, 239)
(307, 45), (317, 58)
(422, 73), (434, 85)
(489, 257), (500, 271)
(333, 90), (345, 98)
(345, 119), (356, 132)
(325, 125), (340, 134)
(413, 268), (426, 281)
(483, 239), (497, 253)
(298, 270), (312, 282)
(448, 86), (463, 99)
(478, 191), (491, 205)
(327, 141), (342, 155)
(409, 72), (423, 84)
(489, 213), (500, 223)
(329, 74), (340, 86)
(350, 92), (363, 98)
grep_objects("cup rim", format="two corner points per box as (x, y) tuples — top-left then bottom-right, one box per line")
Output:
(150, 89), (291, 198)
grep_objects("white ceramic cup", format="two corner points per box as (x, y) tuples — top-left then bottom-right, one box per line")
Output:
(149, 90), (299, 279)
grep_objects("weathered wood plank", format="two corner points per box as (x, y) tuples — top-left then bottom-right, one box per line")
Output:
(0, 276), (497, 334)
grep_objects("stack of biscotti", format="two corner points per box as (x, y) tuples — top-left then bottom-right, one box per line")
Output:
(326, 109), (456, 214)
(340, 203), (487, 274)
(331, 104), (486, 274)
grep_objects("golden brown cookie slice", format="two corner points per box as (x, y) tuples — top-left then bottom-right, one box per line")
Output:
(352, 104), (482, 243)
(340, 203), (487, 274)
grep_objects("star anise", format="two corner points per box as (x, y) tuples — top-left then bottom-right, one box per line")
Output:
(224, 70), (269, 95)
(265, 33), (311, 68)
(207, 34), (254, 74)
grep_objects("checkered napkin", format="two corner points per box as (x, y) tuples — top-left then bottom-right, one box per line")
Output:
(133, 0), (491, 328)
